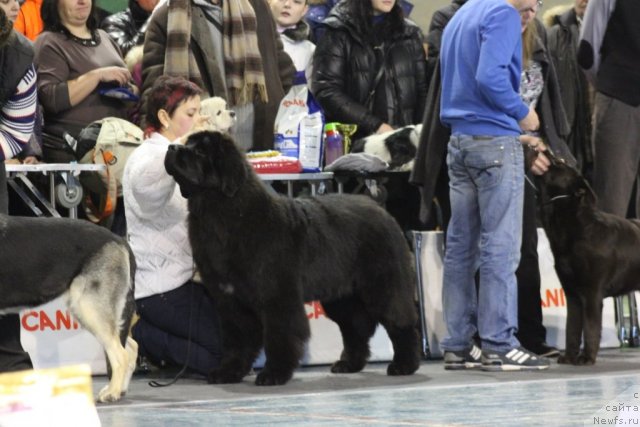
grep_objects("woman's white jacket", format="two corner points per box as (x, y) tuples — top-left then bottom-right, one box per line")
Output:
(122, 132), (194, 299)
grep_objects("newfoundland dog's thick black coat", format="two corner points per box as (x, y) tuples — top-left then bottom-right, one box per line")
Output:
(165, 131), (421, 386)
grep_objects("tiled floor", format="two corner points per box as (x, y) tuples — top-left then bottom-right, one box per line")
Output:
(94, 348), (640, 426)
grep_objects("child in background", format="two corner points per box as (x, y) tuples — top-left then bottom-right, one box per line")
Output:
(270, 0), (315, 84)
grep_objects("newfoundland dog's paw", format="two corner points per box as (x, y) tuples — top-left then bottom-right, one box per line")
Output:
(557, 353), (579, 365)
(207, 368), (244, 384)
(386, 361), (419, 376)
(576, 353), (596, 366)
(330, 360), (365, 374)
(254, 368), (292, 386)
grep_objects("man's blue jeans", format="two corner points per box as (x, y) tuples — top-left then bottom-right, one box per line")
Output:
(440, 135), (524, 353)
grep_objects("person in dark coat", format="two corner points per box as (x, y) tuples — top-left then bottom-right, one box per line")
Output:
(424, 0), (467, 86)
(545, 0), (592, 179)
(101, 0), (159, 57)
(311, 0), (427, 232)
(515, 16), (575, 357)
(311, 0), (427, 141)
(306, 0), (414, 43)
(413, 0), (467, 229)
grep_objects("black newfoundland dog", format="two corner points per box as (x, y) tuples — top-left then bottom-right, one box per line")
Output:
(164, 131), (421, 386)
(538, 156), (640, 365)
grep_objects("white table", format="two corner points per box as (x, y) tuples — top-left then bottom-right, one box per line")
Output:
(5, 163), (106, 218)
(258, 172), (334, 197)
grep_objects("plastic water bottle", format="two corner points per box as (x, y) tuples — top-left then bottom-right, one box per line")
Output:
(324, 122), (344, 167)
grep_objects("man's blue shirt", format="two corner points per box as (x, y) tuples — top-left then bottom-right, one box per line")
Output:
(440, 0), (529, 136)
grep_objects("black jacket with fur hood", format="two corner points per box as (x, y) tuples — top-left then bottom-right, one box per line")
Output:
(311, 1), (427, 139)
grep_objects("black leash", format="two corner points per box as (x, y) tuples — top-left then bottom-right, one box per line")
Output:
(148, 281), (195, 388)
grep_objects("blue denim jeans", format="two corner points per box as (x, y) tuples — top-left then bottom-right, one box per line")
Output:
(440, 135), (524, 353)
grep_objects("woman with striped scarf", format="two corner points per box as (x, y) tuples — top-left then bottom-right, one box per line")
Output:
(141, 0), (295, 151)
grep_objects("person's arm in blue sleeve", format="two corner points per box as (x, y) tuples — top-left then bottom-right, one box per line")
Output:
(476, 7), (529, 121)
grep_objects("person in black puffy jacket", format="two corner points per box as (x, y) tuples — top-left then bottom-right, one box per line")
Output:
(311, 0), (426, 140)
(101, 0), (159, 58)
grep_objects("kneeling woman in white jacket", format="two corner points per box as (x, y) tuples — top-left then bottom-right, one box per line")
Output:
(123, 75), (222, 376)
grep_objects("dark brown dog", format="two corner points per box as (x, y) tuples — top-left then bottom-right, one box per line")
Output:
(537, 158), (640, 365)
(164, 131), (421, 386)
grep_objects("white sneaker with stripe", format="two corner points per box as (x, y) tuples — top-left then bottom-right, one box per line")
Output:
(481, 347), (550, 371)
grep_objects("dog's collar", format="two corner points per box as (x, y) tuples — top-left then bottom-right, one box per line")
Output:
(542, 194), (572, 206)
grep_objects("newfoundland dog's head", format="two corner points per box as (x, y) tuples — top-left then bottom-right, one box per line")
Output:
(164, 130), (248, 198)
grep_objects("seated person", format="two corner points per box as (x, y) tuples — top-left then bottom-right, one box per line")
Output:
(34, 0), (133, 163)
(13, 0), (43, 41)
(124, 76), (223, 376)
(1, 0), (38, 166)
(0, 6), (37, 373)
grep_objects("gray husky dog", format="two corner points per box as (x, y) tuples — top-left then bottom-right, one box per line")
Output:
(0, 214), (137, 402)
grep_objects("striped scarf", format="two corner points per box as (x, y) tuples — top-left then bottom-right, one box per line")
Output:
(164, 0), (268, 106)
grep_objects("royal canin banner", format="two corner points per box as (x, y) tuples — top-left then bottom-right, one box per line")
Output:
(20, 299), (394, 374)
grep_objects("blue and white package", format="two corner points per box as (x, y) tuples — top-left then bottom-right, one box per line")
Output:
(273, 72), (325, 172)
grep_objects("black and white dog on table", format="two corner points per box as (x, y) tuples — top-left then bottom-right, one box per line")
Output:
(164, 130), (421, 386)
(351, 124), (422, 170)
(538, 154), (640, 365)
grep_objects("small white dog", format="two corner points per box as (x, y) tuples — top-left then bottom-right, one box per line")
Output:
(200, 96), (236, 132)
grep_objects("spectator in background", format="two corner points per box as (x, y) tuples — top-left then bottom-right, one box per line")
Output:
(545, 0), (592, 179)
(424, 0), (466, 86)
(306, 0), (414, 44)
(411, 0), (467, 230)
(124, 75), (223, 377)
(3, 0), (41, 164)
(311, 0), (426, 233)
(34, 0), (132, 163)
(305, 0), (337, 43)
(515, 6), (575, 358)
(101, 0), (159, 58)
(578, 0), (639, 218)
(141, 0), (295, 152)
(13, 0), (43, 41)
(0, 6), (37, 373)
(102, 0), (159, 126)
(311, 0), (426, 140)
(2, 0), (20, 25)
(270, 0), (315, 83)
(12, 0), (110, 41)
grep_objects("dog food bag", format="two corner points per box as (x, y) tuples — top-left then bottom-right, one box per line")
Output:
(274, 72), (325, 172)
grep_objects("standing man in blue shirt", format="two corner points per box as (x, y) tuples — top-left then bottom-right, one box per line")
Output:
(438, 0), (551, 371)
